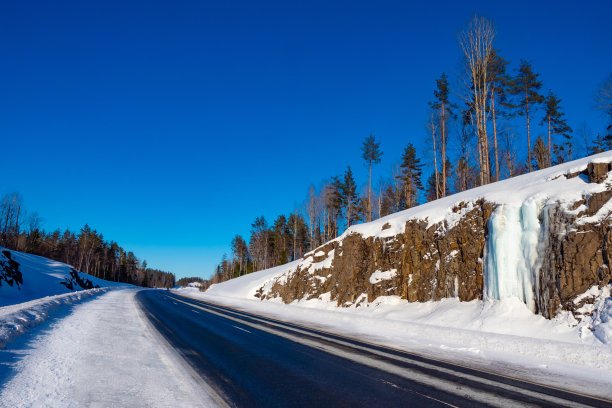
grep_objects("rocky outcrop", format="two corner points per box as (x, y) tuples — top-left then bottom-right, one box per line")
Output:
(537, 190), (612, 318)
(0, 250), (23, 289)
(259, 200), (494, 306)
(258, 159), (612, 319)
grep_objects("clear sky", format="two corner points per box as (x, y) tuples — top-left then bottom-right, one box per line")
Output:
(1, 0), (610, 279)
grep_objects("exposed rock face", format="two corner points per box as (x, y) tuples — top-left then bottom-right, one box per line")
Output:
(537, 189), (612, 318)
(260, 200), (494, 307)
(258, 160), (612, 319)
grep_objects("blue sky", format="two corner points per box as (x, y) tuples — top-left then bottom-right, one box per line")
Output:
(0, 0), (610, 279)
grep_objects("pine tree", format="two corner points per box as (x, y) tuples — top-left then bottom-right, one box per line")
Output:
(541, 91), (572, 165)
(361, 133), (382, 222)
(425, 159), (452, 201)
(596, 73), (612, 150)
(532, 136), (548, 170)
(339, 166), (360, 229)
(399, 143), (423, 208)
(430, 73), (455, 197)
(488, 49), (510, 181)
(509, 60), (544, 172)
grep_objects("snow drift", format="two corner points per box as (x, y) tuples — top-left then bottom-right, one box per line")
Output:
(0, 248), (129, 348)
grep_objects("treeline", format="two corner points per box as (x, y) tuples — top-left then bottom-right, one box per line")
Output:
(195, 15), (612, 291)
(0, 193), (175, 288)
(176, 276), (208, 288)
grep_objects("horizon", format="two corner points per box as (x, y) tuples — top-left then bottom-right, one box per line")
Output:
(1, 0), (611, 279)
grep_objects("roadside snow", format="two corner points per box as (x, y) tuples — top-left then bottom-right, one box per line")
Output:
(0, 288), (108, 349)
(0, 289), (218, 408)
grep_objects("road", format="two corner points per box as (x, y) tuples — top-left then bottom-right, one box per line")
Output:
(136, 290), (612, 408)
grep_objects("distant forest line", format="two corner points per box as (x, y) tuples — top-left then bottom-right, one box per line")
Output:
(0, 193), (175, 288)
(192, 15), (612, 291)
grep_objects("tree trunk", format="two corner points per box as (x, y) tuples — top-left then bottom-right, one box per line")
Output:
(548, 114), (552, 167)
(526, 92), (532, 172)
(368, 161), (372, 222)
(432, 120), (439, 200)
(441, 103), (446, 197)
(491, 90), (499, 181)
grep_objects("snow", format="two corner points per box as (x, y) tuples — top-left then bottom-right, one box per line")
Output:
(369, 269), (397, 284)
(0, 288), (108, 349)
(332, 151), (612, 241)
(0, 289), (217, 407)
(0, 248), (128, 307)
(0, 248), (134, 349)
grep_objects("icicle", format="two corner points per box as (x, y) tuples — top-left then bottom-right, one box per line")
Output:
(484, 197), (545, 312)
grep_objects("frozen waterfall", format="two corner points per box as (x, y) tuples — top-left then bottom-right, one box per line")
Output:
(484, 198), (546, 312)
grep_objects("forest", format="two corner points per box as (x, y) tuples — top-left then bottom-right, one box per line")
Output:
(201, 15), (612, 290)
(0, 193), (175, 288)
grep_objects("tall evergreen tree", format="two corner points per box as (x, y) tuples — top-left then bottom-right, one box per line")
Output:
(541, 91), (572, 164)
(509, 60), (544, 172)
(532, 136), (549, 170)
(339, 166), (360, 229)
(361, 133), (383, 222)
(596, 73), (612, 150)
(430, 73), (455, 197)
(399, 143), (423, 208)
(231, 235), (249, 276)
(488, 49), (510, 180)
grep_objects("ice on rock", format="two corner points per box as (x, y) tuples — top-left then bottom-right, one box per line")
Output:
(484, 197), (546, 312)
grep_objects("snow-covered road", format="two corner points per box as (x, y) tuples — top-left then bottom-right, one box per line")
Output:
(0, 289), (220, 408)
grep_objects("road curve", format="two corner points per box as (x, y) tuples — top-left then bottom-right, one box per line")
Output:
(136, 290), (612, 408)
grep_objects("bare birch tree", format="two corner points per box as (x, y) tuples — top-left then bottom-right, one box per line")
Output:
(458, 15), (495, 186)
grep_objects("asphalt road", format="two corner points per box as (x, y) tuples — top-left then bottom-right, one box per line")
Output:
(136, 290), (612, 408)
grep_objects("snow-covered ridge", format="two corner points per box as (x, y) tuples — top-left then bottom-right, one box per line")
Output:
(338, 151), (612, 241)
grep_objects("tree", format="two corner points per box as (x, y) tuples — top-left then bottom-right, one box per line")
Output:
(249, 216), (268, 272)
(399, 143), (423, 208)
(509, 60), (544, 172)
(426, 113), (439, 200)
(430, 73), (455, 196)
(458, 15), (495, 185)
(231, 235), (249, 276)
(425, 159), (453, 201)
(532, 136), (548, 170)
(339, 167), (361, 229)
(596, 73), (612, 149)
(487, 49), (510, 180)
(0, 193), (23, 248)
(361, 134), (383, 222)
(542, 91), (572, 164)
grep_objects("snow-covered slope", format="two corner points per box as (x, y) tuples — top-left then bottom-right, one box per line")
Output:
(0, 248), (127, 307)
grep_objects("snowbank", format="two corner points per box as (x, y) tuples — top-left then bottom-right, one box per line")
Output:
(0, 290), (217, 407)
(0, 288), (109, 349)
(0, 248), (131, 348)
